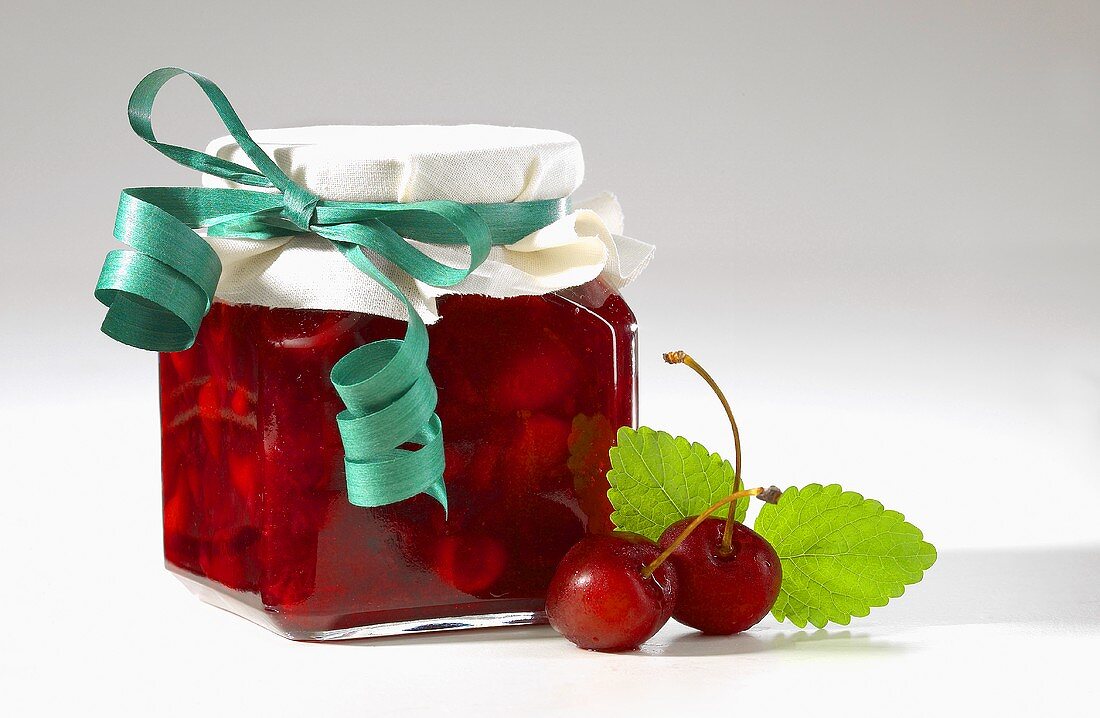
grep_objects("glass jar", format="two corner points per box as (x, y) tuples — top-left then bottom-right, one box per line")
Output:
(158, 279), (636, 639)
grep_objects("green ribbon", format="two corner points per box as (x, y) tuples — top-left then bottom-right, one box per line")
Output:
(95, 67), (567, 511)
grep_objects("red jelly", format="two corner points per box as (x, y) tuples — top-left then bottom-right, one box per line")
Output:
(159, 280), (636, 638)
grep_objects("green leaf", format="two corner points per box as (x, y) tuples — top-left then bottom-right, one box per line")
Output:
(754, 483), (937, 629)
(607, 426), (748, 541)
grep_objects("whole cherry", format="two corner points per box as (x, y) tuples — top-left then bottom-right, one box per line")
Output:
(546, 532), (678, 652)
(657, 515), (781, 634)
(656, 350), (783, 634)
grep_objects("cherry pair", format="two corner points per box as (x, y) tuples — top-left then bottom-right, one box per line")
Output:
(546, 489), (781, 652)
(546, 350), (782, 651)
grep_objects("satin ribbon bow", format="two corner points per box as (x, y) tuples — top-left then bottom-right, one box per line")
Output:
(95, 67), (567, 510)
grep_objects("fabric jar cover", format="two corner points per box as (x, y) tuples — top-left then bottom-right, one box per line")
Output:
(200, 124), (654, 323)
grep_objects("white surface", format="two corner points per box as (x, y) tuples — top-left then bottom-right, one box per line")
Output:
(3, 534), (1097, 715)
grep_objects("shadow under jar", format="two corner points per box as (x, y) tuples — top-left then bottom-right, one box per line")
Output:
(158, 280), (636, 639)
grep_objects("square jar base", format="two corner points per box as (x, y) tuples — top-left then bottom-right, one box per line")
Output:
(168, 565), (549, 641)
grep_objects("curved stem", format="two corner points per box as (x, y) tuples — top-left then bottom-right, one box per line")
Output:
(664, 351), (742, 554)
(640, 487), (763, 579)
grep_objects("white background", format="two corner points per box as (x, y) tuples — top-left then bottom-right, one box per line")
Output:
(2, 1), (1098, 715)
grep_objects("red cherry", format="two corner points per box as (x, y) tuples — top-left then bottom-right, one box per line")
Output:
(493, 348), (580, 414)
(657, 517), (781, 635)
(498, 413), (572, 504)
(546, 533), (678, 652)
(434, 533), (507, 596)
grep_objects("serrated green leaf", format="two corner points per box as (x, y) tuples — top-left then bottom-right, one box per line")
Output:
(607, 426), (748, 541)
(754, 483), (937, 629)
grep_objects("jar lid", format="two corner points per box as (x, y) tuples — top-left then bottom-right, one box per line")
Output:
(203, 125), (584, 204)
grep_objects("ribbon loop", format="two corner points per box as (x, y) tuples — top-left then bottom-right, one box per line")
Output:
(95, 250), (208, 351)
(97, 67), (570, 512)
(127, 68), (274, 188)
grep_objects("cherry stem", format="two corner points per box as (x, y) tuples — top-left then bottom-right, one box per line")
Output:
(640, 487), (763, 579)
(664, 350), (742, 555)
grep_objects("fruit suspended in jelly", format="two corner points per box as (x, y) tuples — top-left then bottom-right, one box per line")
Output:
(158, 284), (636, 635)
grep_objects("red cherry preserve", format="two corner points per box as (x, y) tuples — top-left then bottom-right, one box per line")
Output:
(159, 280), (636, 638)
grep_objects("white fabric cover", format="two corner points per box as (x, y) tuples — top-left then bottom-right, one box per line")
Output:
(200, 125), (653, 322)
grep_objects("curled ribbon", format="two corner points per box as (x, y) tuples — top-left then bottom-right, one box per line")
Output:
(95, 67), (567, 511)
